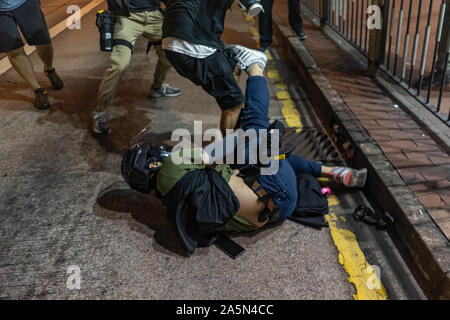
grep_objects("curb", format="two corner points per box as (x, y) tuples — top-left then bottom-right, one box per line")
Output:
(271, 13), (450, 299)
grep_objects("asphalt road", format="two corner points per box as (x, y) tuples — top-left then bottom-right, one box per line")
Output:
(0, 0), (425, 300)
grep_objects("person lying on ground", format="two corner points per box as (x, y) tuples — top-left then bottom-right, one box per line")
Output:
(121, 51), (367, 254)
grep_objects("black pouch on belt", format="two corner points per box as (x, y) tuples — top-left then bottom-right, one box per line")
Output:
(95, 10), (114, 52)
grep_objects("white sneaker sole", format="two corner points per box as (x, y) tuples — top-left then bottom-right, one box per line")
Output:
(230, 45), (268, 70)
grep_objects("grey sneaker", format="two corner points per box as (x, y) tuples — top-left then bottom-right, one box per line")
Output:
(329, 167), (367, 188)
(149, 83), (181, 98)
(298, 31), (307, 41)
(226, 44), (268, 71)
(93, 110), (110, 134)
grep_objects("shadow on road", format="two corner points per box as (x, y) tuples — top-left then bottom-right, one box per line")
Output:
(95, 181), (190, 257)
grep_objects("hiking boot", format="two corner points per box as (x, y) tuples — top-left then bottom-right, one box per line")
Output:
(298, 31), (307, 41)
(149, 83), (182, 98)
(226, 44), (268, 71)
(414, 69), (450, 89)
(34, 88), (50, 110)
(93, 110), (110, 134)
(329, 167), (367, 188)
(44, 68), (64, 90)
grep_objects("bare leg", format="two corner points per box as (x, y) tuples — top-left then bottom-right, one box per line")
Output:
(247, 63), (264, 77)
(35, 43), (54, 70)
(220, 104), (243, 135)
(7, 47), (41, 90)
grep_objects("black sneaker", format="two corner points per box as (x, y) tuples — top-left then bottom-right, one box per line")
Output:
(44, 68), (64, 90)
(258, 46), (269, 53)
(298, 31), (307, 40)
(34, 88), (50, 110)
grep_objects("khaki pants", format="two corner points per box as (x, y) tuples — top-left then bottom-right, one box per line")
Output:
(97, 10), (171, 108)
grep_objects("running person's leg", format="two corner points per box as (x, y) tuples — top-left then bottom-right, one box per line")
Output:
(288, 0), (306, 40)
(6, 47), (40, 91)
(95, 13), (146, 133)
(14, 0), (63, 90)
(1, 0), (62, 109)
(258, 0), (275, 51)
(143, 9), (181, 98)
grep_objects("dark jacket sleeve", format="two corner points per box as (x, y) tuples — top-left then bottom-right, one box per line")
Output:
(162, 169), (240, 255)
(107, 0), (131, 17)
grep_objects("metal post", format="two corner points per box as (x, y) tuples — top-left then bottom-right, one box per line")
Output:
(368, 0), (389, 75)
(320, 0), (329, 28)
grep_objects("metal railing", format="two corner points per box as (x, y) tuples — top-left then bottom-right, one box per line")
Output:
(300, 0), (450, 125)
(302, 0), (321, 16)
(329, 0), (371, 55)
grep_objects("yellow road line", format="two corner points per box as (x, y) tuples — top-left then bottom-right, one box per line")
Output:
(327, 197), (388, 300)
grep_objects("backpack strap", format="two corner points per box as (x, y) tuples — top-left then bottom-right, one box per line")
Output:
(239, 165), (280, 223)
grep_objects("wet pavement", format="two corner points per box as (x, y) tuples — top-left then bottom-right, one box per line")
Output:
(0, 1), (424, 299)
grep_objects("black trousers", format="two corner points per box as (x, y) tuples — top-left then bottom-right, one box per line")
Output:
(164, 49), (245, 110)
(258, 0), (303, 48)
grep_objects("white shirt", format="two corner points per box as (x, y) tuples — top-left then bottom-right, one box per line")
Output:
(162, 37), (217, 59)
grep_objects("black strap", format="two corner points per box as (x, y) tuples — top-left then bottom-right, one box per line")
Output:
(352, 205), (394, 230)
(114, 39), (134, 53)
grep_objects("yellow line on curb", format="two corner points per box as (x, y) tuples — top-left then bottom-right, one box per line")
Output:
(326, 197), (388, 300)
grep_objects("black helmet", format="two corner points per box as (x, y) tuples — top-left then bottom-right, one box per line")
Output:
(121, 128), (171, 193)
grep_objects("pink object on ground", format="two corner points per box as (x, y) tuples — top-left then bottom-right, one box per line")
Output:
(321, 187), (331, 197)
